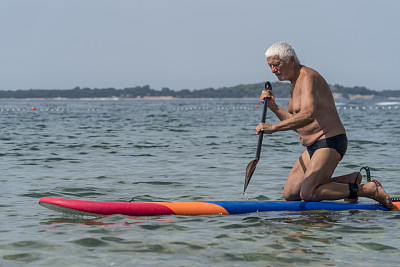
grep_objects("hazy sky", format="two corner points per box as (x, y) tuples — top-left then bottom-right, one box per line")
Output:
(1, 0), (399, 91)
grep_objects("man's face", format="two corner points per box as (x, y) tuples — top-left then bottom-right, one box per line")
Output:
(267, 55), (291, 81)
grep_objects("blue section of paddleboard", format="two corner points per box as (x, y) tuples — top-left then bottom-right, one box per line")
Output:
(205, 201), (389, 214)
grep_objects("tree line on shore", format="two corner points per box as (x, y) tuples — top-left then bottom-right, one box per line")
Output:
(0, 82), (399, 99)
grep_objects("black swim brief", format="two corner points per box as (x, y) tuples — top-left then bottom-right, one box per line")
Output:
(306, 134), (348, 160)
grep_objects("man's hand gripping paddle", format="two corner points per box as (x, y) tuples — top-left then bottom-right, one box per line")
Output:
(244, 81), (272, 193)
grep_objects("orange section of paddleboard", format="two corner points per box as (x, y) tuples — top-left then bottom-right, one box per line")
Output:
(155, 202), (229, 216)
(393, 201), (400, 210)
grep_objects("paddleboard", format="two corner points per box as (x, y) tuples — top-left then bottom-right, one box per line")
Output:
(39, 197), (399, 216)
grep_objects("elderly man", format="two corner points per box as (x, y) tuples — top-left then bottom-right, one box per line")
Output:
(256, 42), (393, 209)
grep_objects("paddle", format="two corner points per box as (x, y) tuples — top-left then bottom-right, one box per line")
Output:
(244, 81), (272, 193)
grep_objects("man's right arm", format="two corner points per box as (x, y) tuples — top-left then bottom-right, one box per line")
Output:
(260, 90), (293, 122)
(271, 104), (293, 122)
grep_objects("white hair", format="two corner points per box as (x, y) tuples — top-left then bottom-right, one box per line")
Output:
(265, 42), (300, 64)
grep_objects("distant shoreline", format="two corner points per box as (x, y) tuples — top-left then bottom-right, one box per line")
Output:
(1, 82), (399, 100)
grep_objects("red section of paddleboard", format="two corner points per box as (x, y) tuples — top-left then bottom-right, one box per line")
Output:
(39, 197), (176, 216)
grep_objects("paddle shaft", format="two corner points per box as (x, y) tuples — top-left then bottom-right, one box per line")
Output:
(243, 81), (272, 193)
(255, 98), (269, 159)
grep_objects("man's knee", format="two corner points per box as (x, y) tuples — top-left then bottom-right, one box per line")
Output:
(299, 186), (318, 202)
(283, 189), (301, 201)
(284, 186), (316, 201)
(299, 191), (314, 202)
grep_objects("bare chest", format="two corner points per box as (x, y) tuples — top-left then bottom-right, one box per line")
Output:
(288, 87), (302, 114)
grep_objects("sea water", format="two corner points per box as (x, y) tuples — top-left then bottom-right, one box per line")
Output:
(1, 98), (400, 266)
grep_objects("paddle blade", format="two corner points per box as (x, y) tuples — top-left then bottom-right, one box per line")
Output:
(244, 158), (259, 192)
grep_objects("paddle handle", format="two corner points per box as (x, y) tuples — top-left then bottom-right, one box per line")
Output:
(255, 82), (272, 159)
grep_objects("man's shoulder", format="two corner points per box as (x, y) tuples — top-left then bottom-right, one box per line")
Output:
(299, 66), (326, 86)
(300, 65), (321, 78)
(297, 66), (330, 96)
